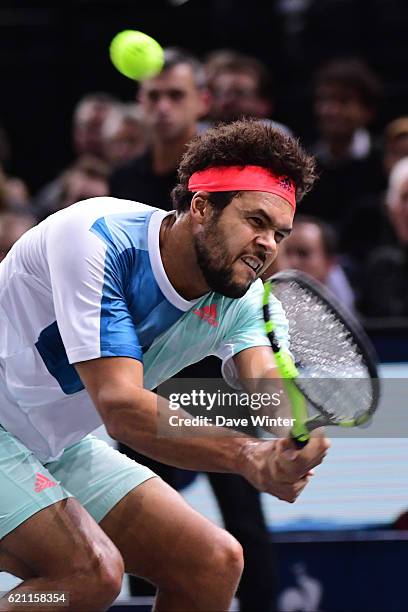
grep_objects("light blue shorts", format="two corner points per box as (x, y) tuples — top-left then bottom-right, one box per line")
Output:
(0, 426), (156, 540)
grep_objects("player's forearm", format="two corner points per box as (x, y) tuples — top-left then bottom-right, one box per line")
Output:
(105, 386), (255, 473)
(98, 382), (329, 502)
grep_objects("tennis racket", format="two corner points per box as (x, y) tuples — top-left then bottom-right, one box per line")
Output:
(263, 269), (380, 447)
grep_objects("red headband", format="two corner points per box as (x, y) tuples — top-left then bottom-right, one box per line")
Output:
(188, 165), (296, 209)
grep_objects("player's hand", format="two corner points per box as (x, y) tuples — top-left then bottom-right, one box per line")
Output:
(273, 435), (330, 484)
(239, 435), (330, 503)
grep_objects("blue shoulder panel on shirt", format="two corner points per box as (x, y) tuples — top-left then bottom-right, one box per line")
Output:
(91, 210), (153, 254)
(35, 322), (84, 395)
(92, 212), (187, 355)
(124, 249), (183, 350)
(90, 216), (144, 362)
(35, 210), (187, 394)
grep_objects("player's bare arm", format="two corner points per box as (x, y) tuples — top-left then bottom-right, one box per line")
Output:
(75, 355), (329, 503)
(233, 346), (330, 488)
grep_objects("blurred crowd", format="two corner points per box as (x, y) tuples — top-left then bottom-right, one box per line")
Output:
(2, 47), (408, 322)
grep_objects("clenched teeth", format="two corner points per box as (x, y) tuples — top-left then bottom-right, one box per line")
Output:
(242, 256), (262, 272)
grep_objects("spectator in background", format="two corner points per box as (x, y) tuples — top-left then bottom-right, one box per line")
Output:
(359, 157), (408, 317)
(383, 117), (408, 177)
(34, 93), (119, 219)
(59, 156), (110, 209)
(204, 49), (291, 134)
(0, 210), (36, 262)
(302, 59), (384, 234)
(36, 155), (110, 221)
(102, 103), (149, 168)
(110, 48), (277, 612)
(277, 215), (356, 312)
(0, 124), (31, 209)
(340, 116), (408, 271)
(72, 92), (121, 160)
(110, 48), (210, 209)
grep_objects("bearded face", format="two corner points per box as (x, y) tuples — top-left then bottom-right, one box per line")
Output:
(194, 215), (253, 298)
(192, 192), (294, 298)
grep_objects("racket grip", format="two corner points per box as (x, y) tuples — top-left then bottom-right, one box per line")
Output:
(284, 379), (310, 448)
(291, 435), (308, 449)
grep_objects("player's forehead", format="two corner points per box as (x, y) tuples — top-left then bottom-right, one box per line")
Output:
(231, 190), (294, 224)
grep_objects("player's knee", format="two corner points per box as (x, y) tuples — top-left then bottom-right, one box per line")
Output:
(212, 532), (244, 584)
(97, 545), (124, 601)
(76, 542), (124, 605)
(173, 530), (243, 598)
(94, 561), (124, 604)
(99, 551), (124, 600)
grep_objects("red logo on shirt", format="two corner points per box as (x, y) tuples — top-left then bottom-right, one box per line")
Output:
(193, 304), (218, 327)
(34, 473), (58, 493)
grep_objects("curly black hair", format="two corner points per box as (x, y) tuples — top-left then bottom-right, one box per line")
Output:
(171, 119), (317, 212)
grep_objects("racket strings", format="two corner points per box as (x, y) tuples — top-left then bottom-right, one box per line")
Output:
(272, 280), (374, 421)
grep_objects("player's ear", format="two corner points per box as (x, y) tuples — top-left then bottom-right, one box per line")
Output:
(190, 191), (211, 224)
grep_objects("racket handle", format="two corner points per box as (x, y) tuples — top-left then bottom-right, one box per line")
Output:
(284, 379), (310, 448)
(291, 434), (308, 449)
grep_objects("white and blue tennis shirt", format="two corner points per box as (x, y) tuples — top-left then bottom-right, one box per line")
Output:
(0, 197), (289, 462)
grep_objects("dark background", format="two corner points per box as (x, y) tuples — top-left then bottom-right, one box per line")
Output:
(1, 0), (408, 192)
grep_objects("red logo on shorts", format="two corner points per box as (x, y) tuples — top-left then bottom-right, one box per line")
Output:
(34, 473), (57, 493)
(193, 304), (218, 327)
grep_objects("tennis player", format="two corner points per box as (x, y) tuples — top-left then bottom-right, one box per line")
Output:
(0, 119), (329, 611)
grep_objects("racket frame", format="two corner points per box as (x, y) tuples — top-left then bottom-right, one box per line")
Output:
(263, 270), (380, 443)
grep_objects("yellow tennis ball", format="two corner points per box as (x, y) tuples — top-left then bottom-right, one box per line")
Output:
(109, 30), (164, 80)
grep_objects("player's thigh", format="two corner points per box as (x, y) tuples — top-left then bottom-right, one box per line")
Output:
(0, 426), (121, 580)
(99, 476), (242, 586)
(0, 497), (121, 581)
(45, 434), (157, 526)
